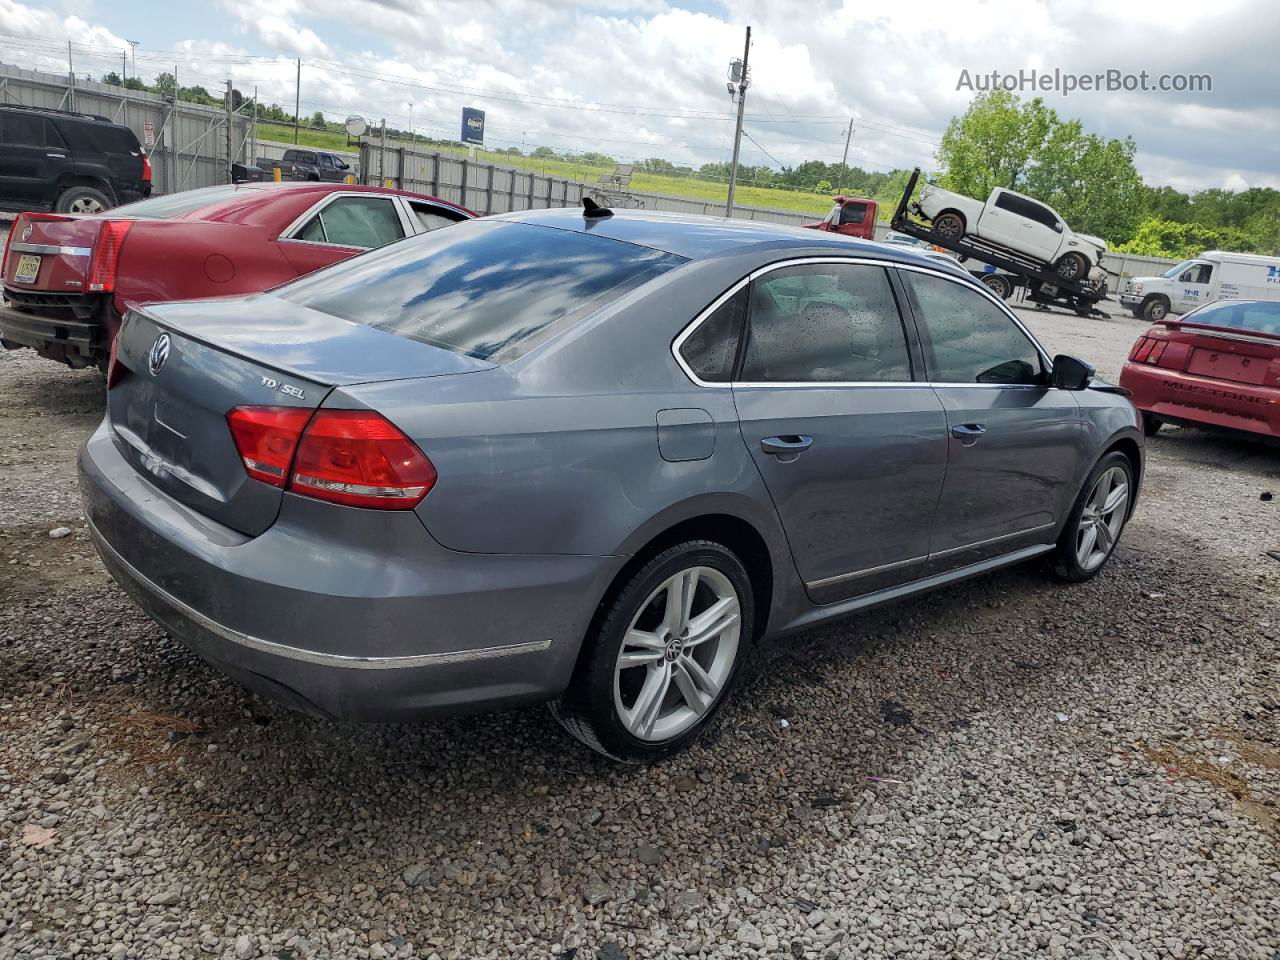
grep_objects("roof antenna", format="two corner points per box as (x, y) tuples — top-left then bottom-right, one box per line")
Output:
(582, 196), (613, 219)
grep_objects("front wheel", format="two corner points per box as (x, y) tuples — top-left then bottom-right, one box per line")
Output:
(1142, 298), (1169, 322)
(550, 541), (753, 762)
(933, 212), (965, 242)
(1050, 452), (1134, 583)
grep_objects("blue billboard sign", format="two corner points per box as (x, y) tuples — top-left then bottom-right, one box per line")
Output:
(461, 107), (485, 145)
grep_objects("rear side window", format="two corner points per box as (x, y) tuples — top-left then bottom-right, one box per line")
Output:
(1188, 300), (1280, 335)
(410, 201), (467, 232)
(279, 220), (687, 363)
(741, 263), (913, 383)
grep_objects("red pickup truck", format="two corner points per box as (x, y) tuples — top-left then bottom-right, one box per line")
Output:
(803, 196), (877, 240)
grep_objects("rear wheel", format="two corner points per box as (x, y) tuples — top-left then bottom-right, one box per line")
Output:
(933, 212), (965, 242)
(550, 541), (753, 762)
(55, 185), (111, 214)
(1050, 452), (1134, 583)
(1142, 413), (1162, 437)
(1054, 252), (1089, 282)
(981, 274), (1013, 299)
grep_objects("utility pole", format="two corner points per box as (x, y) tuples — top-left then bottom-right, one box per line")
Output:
(127, 40), (139, 80)
(724, 25), (751, 218)
(407, 102), (413, 144)
(66, 41), (75, 111)
(293, 58), (301, 145)
(122, 51), (127, 83)
(226, 79), (234, 182)
(835, 120), (855, 195)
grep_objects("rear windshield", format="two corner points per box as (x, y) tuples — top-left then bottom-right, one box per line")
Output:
(1185, 300), (1280, 335)
(277, 220), (687, 363)
(112, 185), (247, 219)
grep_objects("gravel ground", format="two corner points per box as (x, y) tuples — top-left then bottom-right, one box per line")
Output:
(1, 291), (1278, 960)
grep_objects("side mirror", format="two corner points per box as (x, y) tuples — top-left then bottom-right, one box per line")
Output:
(1053, 221), (1064, 233)
(1051, 354), (1094, 390)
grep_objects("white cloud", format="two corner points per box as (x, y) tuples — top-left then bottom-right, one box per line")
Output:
(0, 0), (1274, 194)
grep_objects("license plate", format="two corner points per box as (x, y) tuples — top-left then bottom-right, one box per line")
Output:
(13, 253), (40, 284)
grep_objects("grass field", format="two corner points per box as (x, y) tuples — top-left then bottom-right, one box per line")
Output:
(257, 122), (835, 217)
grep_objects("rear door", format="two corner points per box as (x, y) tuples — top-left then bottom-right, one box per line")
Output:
(726, 259), (949, 602)
(897, 268), (1083, 565)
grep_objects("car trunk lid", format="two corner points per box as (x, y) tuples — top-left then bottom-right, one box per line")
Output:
(1160, 318), (1280, 386)
(1, 213), (108, 295)
(108, 297), (492, 536)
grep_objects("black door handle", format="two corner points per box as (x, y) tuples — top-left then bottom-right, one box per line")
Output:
(761, 435), (813, 460)
(951, 423), (986, 444)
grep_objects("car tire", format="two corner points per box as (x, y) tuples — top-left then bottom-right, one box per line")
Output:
(550, 540), (754, 762)
(1130, 307), (1144, 320)
(981, 274), (1013, 299)
(1141, 413), (1162, 437)
(1054, 252), (1089, 282)
(55, 185), (112, 214)
(1142, 297), (1169, 322)
(1049, 451), (1135, 583)
(933, 212), (965, 242)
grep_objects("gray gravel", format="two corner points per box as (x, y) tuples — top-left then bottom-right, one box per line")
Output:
(1, 300), (1278, 960)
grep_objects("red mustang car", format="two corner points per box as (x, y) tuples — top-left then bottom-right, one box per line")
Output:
(0, 182), (473, 369)
(1119, 298), (1280, 440)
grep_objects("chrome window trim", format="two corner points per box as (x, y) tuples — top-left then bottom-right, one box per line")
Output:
(670, 256), (1054, 390)
(87, 515), (552, 670)
(276, 191), (408, 250)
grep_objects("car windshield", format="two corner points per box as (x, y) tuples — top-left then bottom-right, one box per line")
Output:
(1161, 259), (1200, 279)
(277, 220), (687, 363)
(111, 185), (246, 218)
(1184, 300), (1280, 335)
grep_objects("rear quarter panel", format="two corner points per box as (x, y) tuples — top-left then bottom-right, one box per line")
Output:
(113, 221), (300, 311)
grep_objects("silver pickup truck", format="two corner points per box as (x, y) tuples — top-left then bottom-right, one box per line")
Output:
(916, 183), (1107, 285)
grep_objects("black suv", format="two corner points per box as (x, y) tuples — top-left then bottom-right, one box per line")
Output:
(0, 105), (151, 214)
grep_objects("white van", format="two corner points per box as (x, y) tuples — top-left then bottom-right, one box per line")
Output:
(1119, 250), (1280, 321)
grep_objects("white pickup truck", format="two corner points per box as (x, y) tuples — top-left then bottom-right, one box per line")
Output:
(916, 183), (1108, 285)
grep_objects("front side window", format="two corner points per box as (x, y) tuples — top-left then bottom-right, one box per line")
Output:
(1180, 264), (1212, 284)
(740, 263), (912, 383)
(903, 271), (1044, 384)
(295, 196), (405, 248)
(680, 287), (746, 382)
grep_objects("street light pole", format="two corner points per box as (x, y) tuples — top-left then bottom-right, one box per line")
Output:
(725, 25), (751, 218)
(407, 102), (413, 143)
(835, 120), (854, 195)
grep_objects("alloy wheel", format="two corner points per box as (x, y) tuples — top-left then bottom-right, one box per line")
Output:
(613, 565), (741, 742)
(69, 196), (105, 214)
(1076, 465), (1129, 571)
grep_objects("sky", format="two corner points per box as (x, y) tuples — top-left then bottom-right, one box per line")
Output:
(0, 0), (1276, 194)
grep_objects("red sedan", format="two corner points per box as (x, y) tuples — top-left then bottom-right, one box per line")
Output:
(1119, 299), (1280, 440)
(0, 182), (473, 369)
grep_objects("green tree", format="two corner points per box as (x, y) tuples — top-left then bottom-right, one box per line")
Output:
(936, 90), (1054, 196)
(153, 72), (176, 97)
(815, 179), (832, 194)
(1114, 217), (1260, 258)
(310, 111), (326, 129)
(101, 71), (123, 86)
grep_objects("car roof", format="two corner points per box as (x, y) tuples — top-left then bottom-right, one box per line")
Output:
(497, 206), (971, 275)
(188, 181), (473, 216)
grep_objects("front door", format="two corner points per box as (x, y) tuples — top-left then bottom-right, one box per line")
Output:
(1174, 261), (1214, 313)
(897, 268), (1083, 565)
(729, 261), (949, 601)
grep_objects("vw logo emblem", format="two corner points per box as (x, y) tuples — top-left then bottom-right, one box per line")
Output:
(148, 333), (171, 376)
(21, 223), (32, 242)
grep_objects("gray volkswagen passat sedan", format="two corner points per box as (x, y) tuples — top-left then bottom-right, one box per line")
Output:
(79, 206), (1143, 761)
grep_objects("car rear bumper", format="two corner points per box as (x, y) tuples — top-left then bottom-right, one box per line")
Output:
(0, 294), (110, 367)
(79, 419), (622, 721)
(1119, 361), (1280, 438)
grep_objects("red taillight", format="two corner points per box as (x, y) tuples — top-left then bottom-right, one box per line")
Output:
(141, 154), (152, 183)
(227, 406), (313, 487)
(87, 221), (134, 293)
(1147, 341), (1168, 364)
(1132, 337), (1155, 362)
(290, 410), (436, 510)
